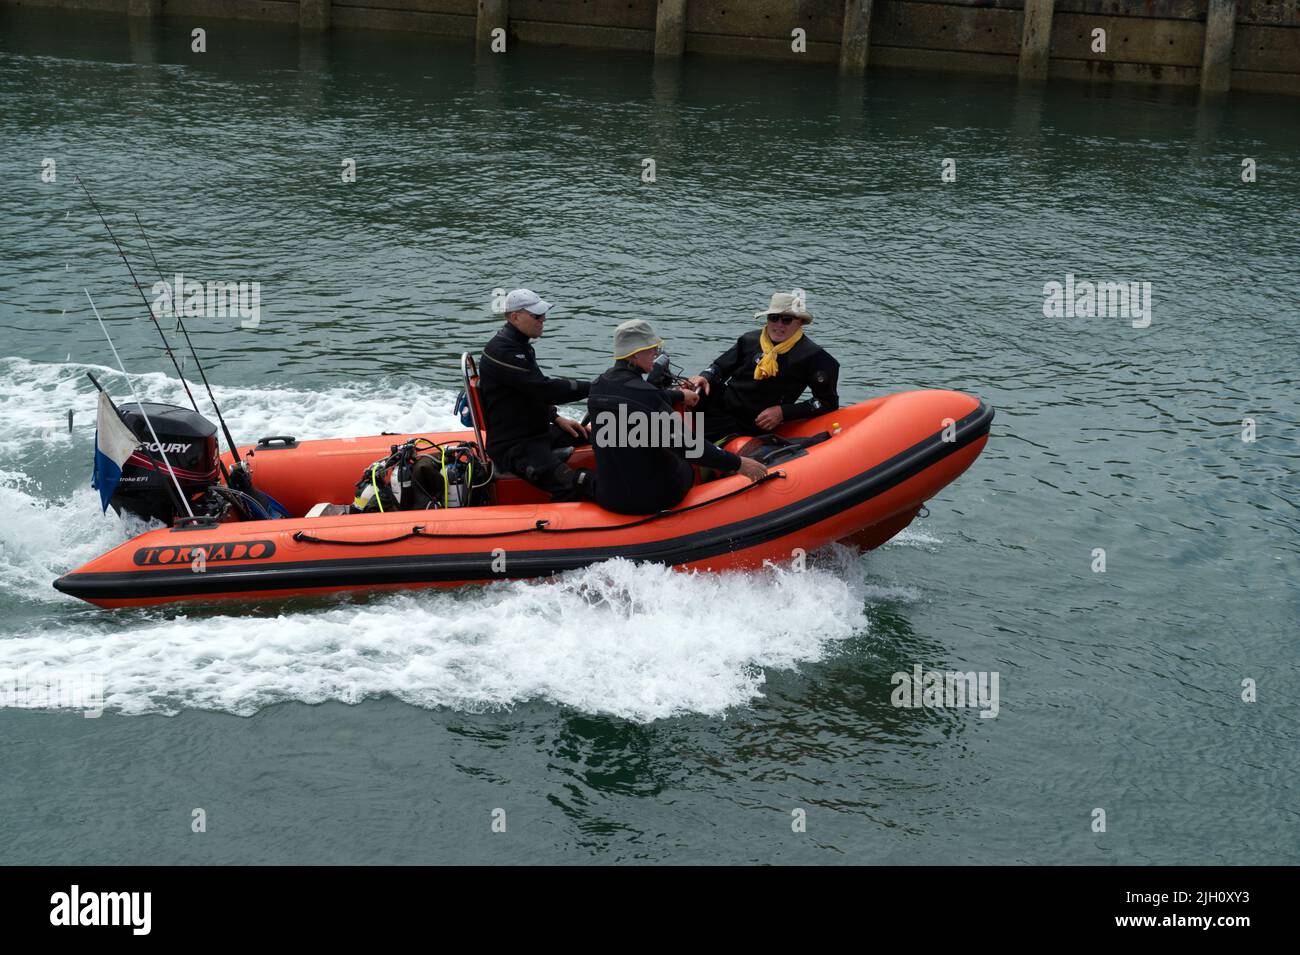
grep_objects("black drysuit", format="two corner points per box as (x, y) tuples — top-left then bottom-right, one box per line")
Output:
(587, 363), (742, 515)
(697, 330), (840, 441)
(479, 322), (591, 500)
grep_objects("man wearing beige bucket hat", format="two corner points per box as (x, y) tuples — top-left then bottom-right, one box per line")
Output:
(686, 291), (840, 442)
(587, 320), (766, 514)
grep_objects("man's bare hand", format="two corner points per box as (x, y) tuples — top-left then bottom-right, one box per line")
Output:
(555, 415), (589, 440)
(755, 405), (784, 431)
(678, 388), (700, 409)
(685, 375), (711, 396)
(737, 456), (767, 483)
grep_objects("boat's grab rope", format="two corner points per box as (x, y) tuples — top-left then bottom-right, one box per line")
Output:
(291, 471), (784, 547)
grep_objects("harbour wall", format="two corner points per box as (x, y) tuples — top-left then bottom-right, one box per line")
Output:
(2, 0), (1297, 94)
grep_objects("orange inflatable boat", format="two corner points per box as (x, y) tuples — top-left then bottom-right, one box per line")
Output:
(54, 360), (993, 609)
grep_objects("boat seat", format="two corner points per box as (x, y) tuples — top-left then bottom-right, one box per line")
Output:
(462, 355), (492, 464)
(462, 354), (582, 477)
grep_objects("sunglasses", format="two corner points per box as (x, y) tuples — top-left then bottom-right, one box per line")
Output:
(767, 314), (799, 325)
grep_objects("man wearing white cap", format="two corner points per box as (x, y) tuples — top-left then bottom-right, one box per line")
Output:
(479, 288), (594, 501)
(687, 291), (840, 442)
(587, 320), (766, 514)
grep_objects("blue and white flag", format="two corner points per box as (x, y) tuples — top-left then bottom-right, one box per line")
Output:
(91, 391), (140, 513)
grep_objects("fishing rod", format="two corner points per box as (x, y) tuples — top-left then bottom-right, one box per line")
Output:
(85, 288), (195, 519)
(132, 212), (239, 481)
(73, 176), (202, 421)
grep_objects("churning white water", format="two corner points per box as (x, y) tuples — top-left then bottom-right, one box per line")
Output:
(0, 358), (906, 721)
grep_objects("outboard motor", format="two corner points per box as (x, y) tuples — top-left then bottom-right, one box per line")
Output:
(110, 402), (220, 525)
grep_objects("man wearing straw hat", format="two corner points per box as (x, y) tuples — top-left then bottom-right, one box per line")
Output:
(686, 291), (840, 442)
(587, 320), (766, 515)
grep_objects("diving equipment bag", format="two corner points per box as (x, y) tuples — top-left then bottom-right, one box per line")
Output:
(351, 439), (490, 513)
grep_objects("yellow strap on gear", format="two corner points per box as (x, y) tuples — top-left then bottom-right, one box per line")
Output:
(754, 325), (803, 380)
(371, 463), (385, 512)
(441, 447), (449, 509)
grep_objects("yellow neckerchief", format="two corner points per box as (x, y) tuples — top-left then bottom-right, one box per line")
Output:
(754, 325), (803, 380)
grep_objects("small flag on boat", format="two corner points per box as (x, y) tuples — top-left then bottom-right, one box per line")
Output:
(91, 391), (140, 513)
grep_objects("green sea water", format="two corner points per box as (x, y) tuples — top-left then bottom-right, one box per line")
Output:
(0, 8), (1296, 864)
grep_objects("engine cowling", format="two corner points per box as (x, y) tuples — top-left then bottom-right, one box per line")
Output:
(110, 402), (219, 525)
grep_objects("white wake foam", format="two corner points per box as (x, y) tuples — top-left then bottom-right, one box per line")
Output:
(0, 357), (886, 722)
(883, 526), (944, 549)
(0, 471), (132, 601)
(0, 551), (870, 722)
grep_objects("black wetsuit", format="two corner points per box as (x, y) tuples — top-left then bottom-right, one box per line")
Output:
(479, 322), (591, 500)
(587, 362), (742, 515)
(697, 329), (840, 441)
